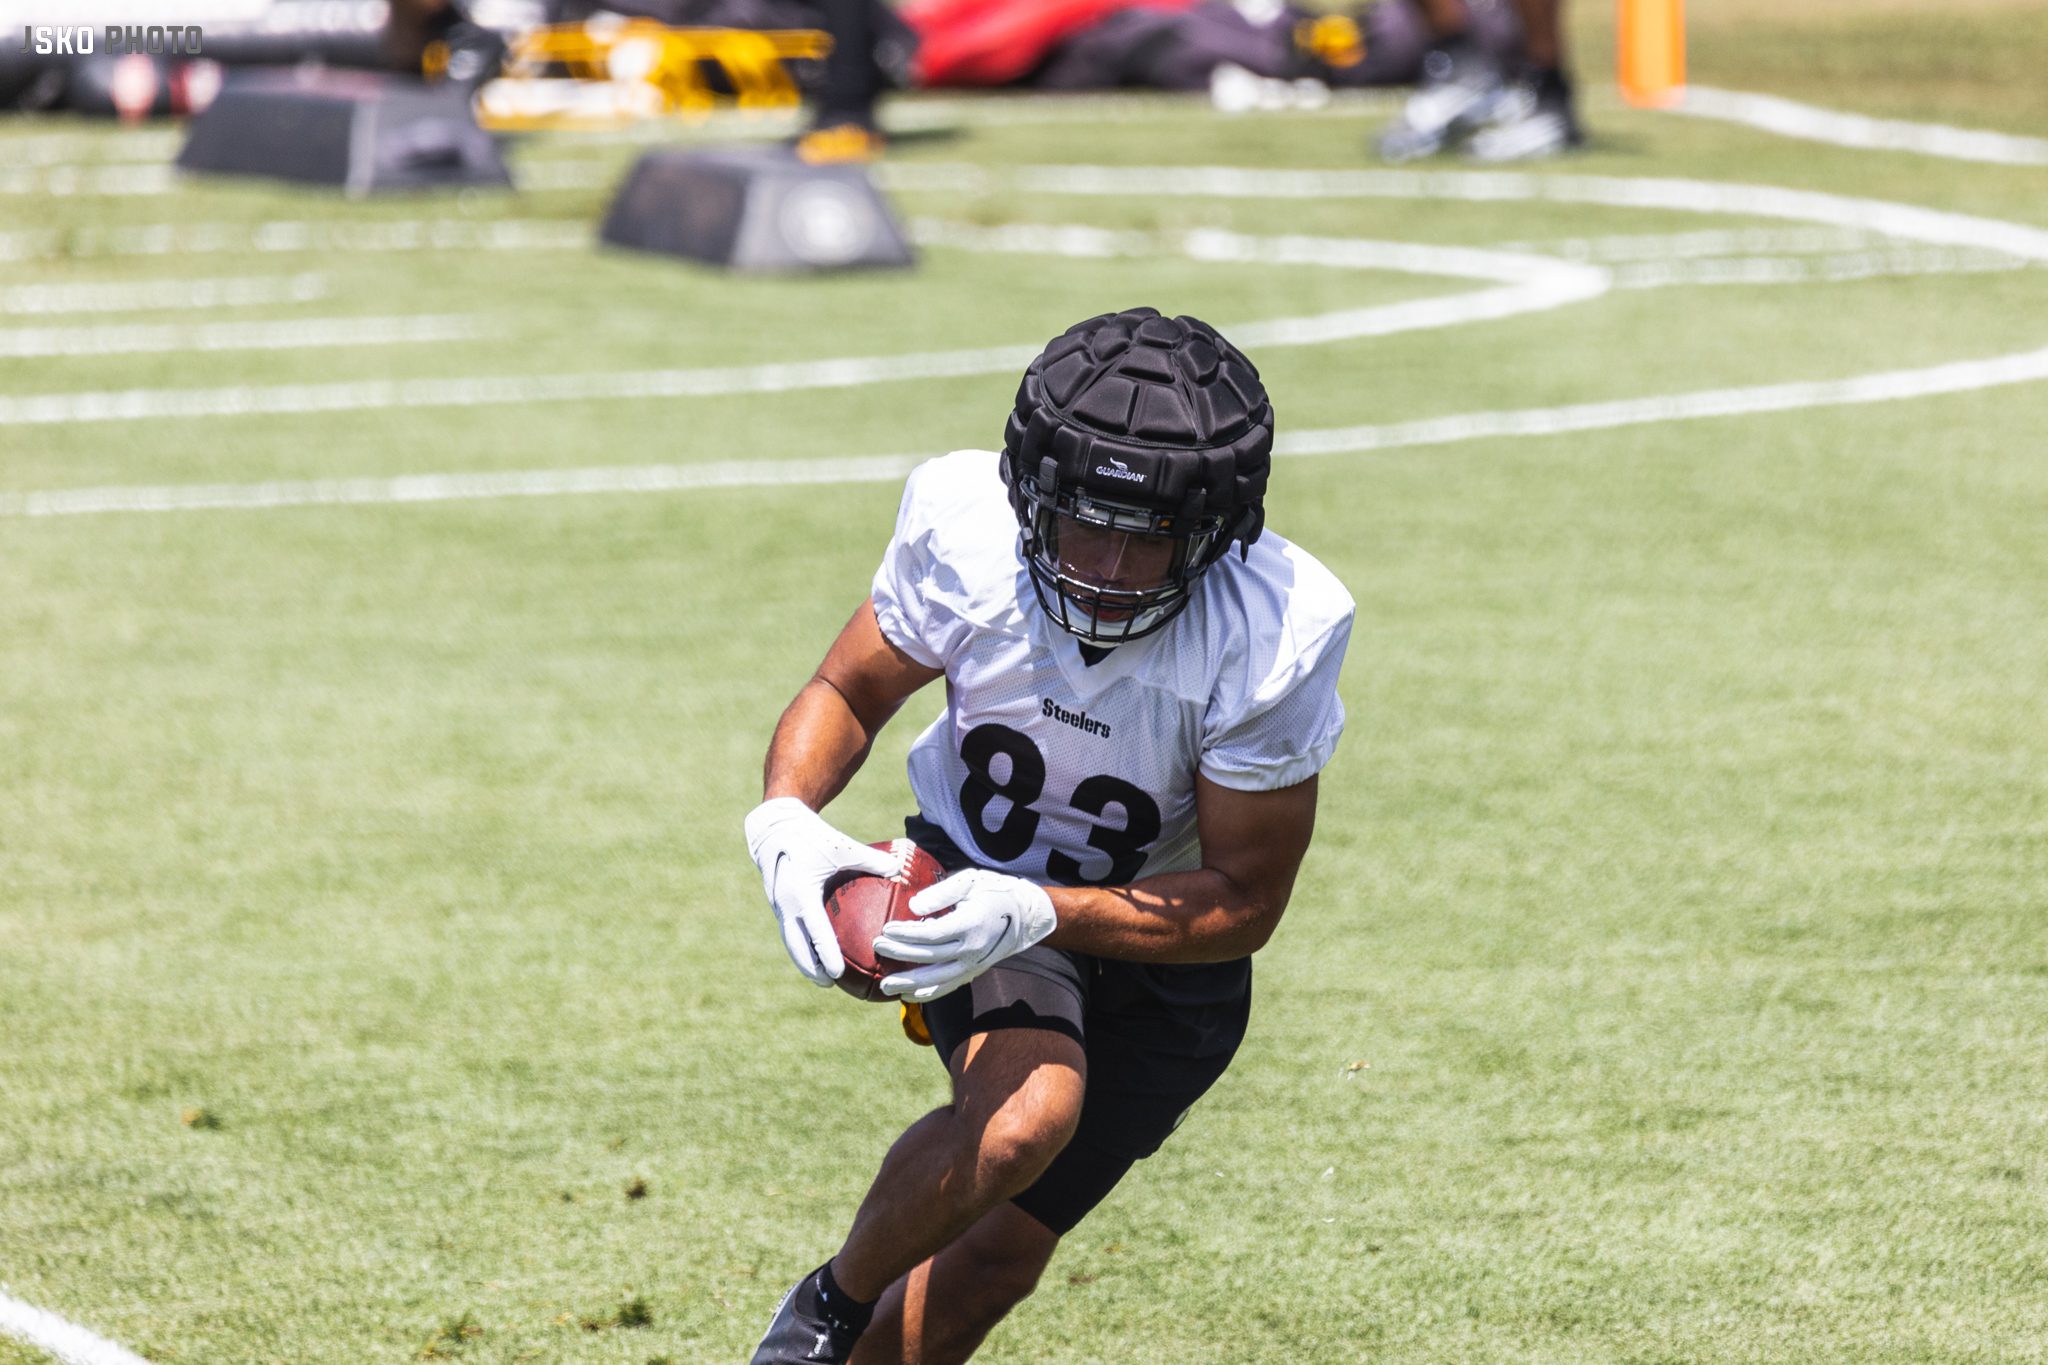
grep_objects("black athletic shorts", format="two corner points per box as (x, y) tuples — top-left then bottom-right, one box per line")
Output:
(906, 815), (1252, 1237)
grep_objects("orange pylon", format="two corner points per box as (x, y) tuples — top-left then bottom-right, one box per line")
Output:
(1619, 0), (1685, 109)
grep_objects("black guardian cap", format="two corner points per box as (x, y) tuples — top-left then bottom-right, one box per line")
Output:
(1000, 308), (1273, 644)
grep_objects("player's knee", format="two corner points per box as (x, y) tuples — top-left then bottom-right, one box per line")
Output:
(967, 1100), (1077, 1199)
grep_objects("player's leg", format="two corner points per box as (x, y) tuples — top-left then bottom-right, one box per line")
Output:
(1418, 0), (1473, 40)
(798, 0), (888, 163)
(750, 952), (1087, 1365)
(856, 962), (1256, 1363)
(384, 0), (502, 88)
(848, 1203), (1060, 1365)
(1513, 0), (1563, 70)
(833, 1026), (1085, 1300)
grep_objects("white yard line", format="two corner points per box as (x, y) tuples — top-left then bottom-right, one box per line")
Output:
(0, 273), (329, 316)
(10, 343), (2048, 518)
(507, 160), (617, 191)
(0, 218), (588, 264)
(0, 314), (484, 359)
(1277, 343), (2048, 456)
(0, 129), (180, 166)
(1610, 246), (2033, 290)
(1490, 227), (1879, 263)
(0, 455), (927, 517)
(0, 343), (1040, 426)
(0, 1290), (152, 1365)
(1677, 86), (2048, 168)
(0, 163), (178, 197)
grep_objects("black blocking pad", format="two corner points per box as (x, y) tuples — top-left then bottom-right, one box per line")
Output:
(599, 146), (914, 274)
(176, 68), (512, 196)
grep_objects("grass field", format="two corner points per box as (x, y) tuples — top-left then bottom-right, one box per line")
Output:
(3, 7), (2047, 1363)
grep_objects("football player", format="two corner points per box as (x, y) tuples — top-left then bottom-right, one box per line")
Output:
(743, 308), (1354, 1364)
(1377, 0), (1583, 162)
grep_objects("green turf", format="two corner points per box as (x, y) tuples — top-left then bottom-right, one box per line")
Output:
(4, 12), (2048, 1364)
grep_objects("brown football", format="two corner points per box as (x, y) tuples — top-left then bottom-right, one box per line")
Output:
(823, 840), (945, 1002)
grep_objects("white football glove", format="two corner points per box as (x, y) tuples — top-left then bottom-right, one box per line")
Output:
(743, 796), (902, 987)
(875, 869), (1058, 1004)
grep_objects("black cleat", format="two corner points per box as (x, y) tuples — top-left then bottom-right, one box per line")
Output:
(749, 1263), (868, 1364)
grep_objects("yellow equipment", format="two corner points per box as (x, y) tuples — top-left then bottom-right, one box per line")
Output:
(477, 19), (831, 130)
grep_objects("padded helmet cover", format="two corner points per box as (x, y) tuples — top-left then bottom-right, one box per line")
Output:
(1001, 307), (1272, 555)
(999, 308), (1274, 643)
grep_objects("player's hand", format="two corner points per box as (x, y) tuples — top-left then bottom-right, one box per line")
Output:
(743, 797), (901, 987)
(874, 869), (1057, 1004)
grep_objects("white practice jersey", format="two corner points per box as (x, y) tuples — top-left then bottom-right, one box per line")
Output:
(871, 450), (1354, 888)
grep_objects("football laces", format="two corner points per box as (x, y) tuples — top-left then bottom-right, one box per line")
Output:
(884, 837), (918, 883)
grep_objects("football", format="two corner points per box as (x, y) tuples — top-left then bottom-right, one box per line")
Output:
(823, 839), (944, 1002)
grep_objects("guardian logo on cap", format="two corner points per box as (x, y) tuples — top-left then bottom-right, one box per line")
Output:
(1094, 456), (1145, 483)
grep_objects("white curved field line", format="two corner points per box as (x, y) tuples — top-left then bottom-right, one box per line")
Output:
(0, 226), (1604, 427)
(908, 218), (1610, 348)
(905, 163), (2048, 263)
(1678, 85), (2048, 167)
(0, 1290), (151, 1365)
(9, 160), (2048, 430)
(0, 314), (483, 359)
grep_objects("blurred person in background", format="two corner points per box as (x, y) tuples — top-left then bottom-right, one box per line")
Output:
(1378, 0), (1580, 161)
(796, 0), (910, 162)
(388, 0), (507, 86)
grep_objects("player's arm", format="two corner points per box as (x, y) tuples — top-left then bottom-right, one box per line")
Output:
(1041, 772), (1317, 963)
(876, 774), (1319, 1001)
(761, 597), (944, 808)
(746, 597), (943, 985)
